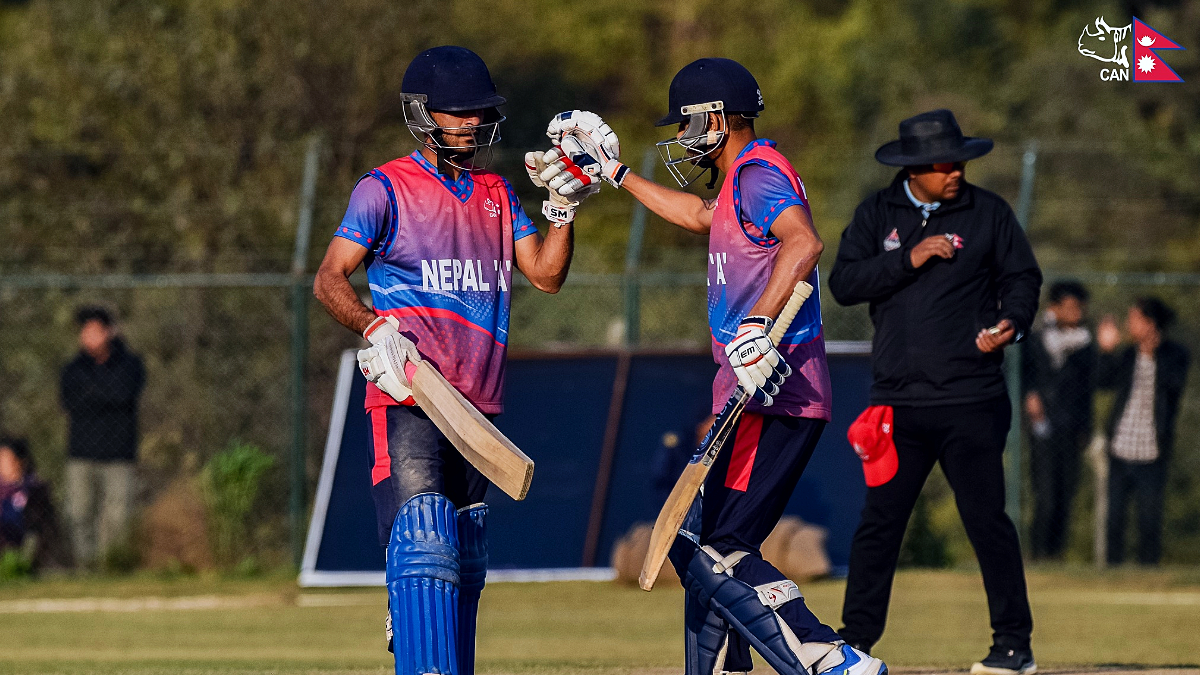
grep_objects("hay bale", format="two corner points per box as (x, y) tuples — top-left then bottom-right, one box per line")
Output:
(609, 515), (830, 586)
(781, 521), (831, 582)
(611, 522), (678, 586)
(142, 476), (212, 571)
(761, 516), (803, 567)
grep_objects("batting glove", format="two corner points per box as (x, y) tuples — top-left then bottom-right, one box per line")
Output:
(547, 110), (629, 189)
(358, 316), (420, 404)
(547, 110), (620, 157)
(525, 147), (592, 226)
(724, 316), (792, 406)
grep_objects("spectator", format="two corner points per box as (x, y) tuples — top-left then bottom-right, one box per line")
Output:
(1097, 297), (1190, 565)
(1022, 280), (1095, 560)
(0, 437), (73, 570)
(60, 306), (145, 568)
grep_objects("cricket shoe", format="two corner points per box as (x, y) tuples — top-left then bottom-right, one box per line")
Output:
(970, 645), (1036, 675)
(813, 643), (887, 675)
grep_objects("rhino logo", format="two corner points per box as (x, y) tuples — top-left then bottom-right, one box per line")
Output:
(1078, 17), (1132, 69)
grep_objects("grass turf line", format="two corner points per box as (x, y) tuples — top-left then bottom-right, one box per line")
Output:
(1, 568), (1198, 674)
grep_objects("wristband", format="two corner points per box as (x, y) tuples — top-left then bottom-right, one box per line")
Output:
(363, 316), (391, 341)
(738, 315), (774, 333)
(542, 200), (576, 227)
(609, 160), (628, 186)
(606, 162), (630, 188)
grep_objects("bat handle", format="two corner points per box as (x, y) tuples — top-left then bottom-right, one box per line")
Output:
(768, 281), (814, 344)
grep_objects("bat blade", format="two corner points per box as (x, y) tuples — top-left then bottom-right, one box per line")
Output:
(410, 362), (534, 500)
(638, 460), (708, 590)
(639, 281), (813, 590)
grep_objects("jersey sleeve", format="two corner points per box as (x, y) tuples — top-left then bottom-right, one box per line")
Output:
(501, 177), (538, 242)
(333, 175), (390, 249)
(736, 162), (808, 240)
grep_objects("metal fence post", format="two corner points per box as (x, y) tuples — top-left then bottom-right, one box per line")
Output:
(622, 149), (658, 346)
(290, 135), (321, 566)
(1005, 140), (1038, 532)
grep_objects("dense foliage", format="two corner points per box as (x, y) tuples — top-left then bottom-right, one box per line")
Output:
(0, 0), (1197, 565)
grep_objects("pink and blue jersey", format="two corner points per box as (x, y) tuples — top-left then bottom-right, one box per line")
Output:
(335, 151), (536, 414)
(708, 139), (832, 421)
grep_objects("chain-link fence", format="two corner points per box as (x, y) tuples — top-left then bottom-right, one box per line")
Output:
(1, 135), (1196, 575)
(2, 268), (1196, 574)
(0, 267), (869, 574)
(0, 282), (303, 572)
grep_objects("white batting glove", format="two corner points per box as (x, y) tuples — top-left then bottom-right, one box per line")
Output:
(525, 147), (590, 226)
(547, 110), (621, 161)
(546, 129), (628, 192)
(358, 316), (421, 403)
(536, 136), (610, 200)
(723, 316), (792, 406)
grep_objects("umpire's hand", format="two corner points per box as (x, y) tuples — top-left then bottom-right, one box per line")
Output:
(976, 319), (1015, 353)
(908, 235), (956, 268)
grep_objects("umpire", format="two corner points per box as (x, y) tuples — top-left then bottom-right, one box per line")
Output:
(829, 110), (1042, 675)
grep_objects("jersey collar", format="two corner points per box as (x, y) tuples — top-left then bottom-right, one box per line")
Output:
(410, 150), (475, 204)
(734, 138), (777, 162)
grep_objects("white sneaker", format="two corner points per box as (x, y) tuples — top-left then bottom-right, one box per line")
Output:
(814, 643), (888, 675)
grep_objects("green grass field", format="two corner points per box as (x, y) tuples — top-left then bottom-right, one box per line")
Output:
(2, 566), (1199, 674)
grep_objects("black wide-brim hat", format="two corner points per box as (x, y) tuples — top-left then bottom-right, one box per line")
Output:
(875, 109), (993, 166)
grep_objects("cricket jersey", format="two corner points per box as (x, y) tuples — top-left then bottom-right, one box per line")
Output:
(334, 151), (537, 414)
(708, 139), (832, 420)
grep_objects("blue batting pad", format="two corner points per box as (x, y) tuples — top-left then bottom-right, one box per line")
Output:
(456, 503), (488, 675)
(681, 546), (806, 675)
(387, 493), (461, 675)
(684, 587), (731, 675)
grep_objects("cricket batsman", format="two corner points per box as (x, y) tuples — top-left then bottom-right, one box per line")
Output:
(532, 59), (886, 675)
(313, 46), (585, 675)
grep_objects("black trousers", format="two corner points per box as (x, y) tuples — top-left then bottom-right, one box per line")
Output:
(1106, 457), (1167, 565)
(366, 404), (490, 546)
(1028, 425), (1087, 559)
(840, 396), (1033, 651)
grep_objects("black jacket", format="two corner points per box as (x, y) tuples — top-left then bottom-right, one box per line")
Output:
(1098, 340), (1190, 463)
(0, 474), (74, 569)
(829, 172), (1042, 406)
(1021, 330), (1096, 437)
(60, 339), (146, 461)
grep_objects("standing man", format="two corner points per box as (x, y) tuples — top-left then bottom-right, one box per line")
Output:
(1022, 280), (1095, 560)
(60, 306), (145, 569)
(828, 110), (1042, 675)
(1097, 297), (1189, 565)
(537, 58), (884, 675)
(313, 46), (579, 675)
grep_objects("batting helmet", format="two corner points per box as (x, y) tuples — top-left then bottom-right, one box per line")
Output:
(655, 58), (764, 187)
(400, 46), (506, 169)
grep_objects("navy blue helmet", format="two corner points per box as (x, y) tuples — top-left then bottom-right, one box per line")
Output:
(655, 58), (764, 187)
(400, 46), (506, 169)
(656, 58), (763, 127)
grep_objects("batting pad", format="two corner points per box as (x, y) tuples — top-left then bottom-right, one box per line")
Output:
(681, 545), (808, 675)
(456, 503), (488, 675)
(387, 493), (461, 675)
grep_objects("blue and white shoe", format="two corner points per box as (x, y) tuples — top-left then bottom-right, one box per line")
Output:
(814, 643), (888, 675)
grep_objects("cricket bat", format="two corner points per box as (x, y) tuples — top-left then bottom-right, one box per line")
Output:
(406, 361), (535, 501)
(639, 280), (813, 591)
